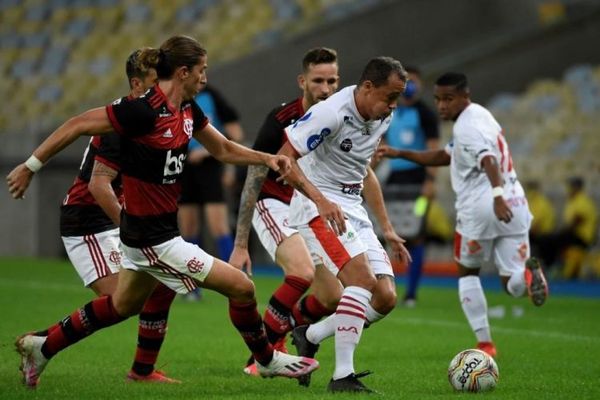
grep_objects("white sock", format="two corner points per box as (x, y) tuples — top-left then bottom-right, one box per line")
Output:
(458, 276), (491, 343)
(306, 314), (336, 344)
(507, 271), (526, 297)
(365, 303), (385, 326)
(333, 286), (372, 380)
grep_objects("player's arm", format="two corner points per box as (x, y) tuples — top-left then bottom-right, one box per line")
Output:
(88, 161), (121, 225)
(376, 145), (450, 166)
(481, 155), (513, 223)
(193, 124), (291, 175)
(277, 141), (346, 235)
(362, 166), (411, 264)
(7, 108), (114, 200)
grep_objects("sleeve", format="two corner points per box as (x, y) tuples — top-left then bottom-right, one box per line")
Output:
(252, 109), (285, 154)
(95, 133), (121, 171)
(206, 86), (240, 124)
(454, 123), (496, 170)
(284, 103), (339, 156)
(191, 100), (209, 132)
(417, 102), (440, 140)
(105, 97), (155, 137)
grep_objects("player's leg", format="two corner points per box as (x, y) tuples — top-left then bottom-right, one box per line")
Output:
(495, 234), (548, 306)
(16, 269), (157, 388)
(454, 232), (496, 356)
(202, 258), (319, 378)
(204, 203), (234, 260)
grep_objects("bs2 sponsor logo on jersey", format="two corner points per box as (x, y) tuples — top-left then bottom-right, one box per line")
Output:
(306, 127), (332, 151)
(163, 149), (186, 183)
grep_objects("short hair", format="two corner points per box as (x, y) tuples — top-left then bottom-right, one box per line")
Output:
(435, 72), (469, 92)
(126, 48), (154, 87)
(567, 176), (584, 189)
(302, 47), (338, 72)
(358, 56), (407, 87)
(137, 35), (207, 79)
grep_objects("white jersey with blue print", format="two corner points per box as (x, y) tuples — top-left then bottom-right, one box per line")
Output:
(286, 85), (393, 225)
(444, 103), (531, 239)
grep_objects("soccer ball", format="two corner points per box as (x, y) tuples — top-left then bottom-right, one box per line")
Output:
(448, 349), (499, 392)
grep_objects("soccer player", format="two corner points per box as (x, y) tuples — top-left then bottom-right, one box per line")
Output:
(229, 47), (343, 377)
(278, 57), (412, 392)
(7, 35), (318, 389)
(53, 49), (179, 383)
(377, 72), (549, 357)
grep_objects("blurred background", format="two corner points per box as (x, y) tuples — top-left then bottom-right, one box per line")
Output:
(1, 0), (599, 282)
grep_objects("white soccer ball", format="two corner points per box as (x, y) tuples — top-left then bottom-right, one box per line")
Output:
(448, 349), (499, 392)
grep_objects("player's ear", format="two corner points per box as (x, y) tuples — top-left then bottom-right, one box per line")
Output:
(297, 74), (305, 90)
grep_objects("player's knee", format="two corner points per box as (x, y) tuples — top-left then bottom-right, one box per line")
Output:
(112, 297), (144, 317)
(285, 264), (315, 282)
(372, 288), (397, 315)
(229, 275), (256, 302)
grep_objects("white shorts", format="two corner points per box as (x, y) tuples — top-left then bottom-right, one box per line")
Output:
(62, 228), (122, 287)
(454, 231), (530, 276)
(298, 216), (393, 278)
(121, 236), (215, 294)
(252, 198), (298, 260)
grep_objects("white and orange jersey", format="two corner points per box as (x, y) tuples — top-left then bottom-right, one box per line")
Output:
(286, 85), (392, 224)
(445, 103), (531, 239)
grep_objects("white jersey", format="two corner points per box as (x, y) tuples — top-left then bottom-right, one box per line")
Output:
(286, 85), (392, 225)
(445, 103), (531, 239)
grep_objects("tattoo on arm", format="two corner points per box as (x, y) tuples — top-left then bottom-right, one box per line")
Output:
(91, 161), (118, 179)
(235, 164), (269, 247)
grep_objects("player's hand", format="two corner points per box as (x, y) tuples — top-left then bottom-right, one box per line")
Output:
(383, 229), (412, 265)
(266, 154), (291, 176)
(317, 199), (346, 235)
(374, 144), (397, 160)
(493, 197), (513, 223)
(229, 246), (253, 277)
(6, 164), (34, 199)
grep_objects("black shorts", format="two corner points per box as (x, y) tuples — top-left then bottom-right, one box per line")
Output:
(179, 157), (225, 205)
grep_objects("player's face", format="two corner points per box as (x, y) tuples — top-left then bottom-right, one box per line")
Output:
(300, 62), (339, 107)
(183, 55), (208, 100)
(433, 85), (469, 121)
(362, 73), (406, 120)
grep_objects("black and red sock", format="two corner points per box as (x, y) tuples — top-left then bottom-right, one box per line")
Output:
(263, 276), (310, 343)
(229, 299), (273, 366)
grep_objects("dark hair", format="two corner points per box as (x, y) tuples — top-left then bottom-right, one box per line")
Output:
(435, 72), (469, 92)
(137, 35), (207, 80)
(567, 176), (584, 189)
(302, 47), (338, 72)
(358, 56), (407, 87)
(126, 48), (155, 88)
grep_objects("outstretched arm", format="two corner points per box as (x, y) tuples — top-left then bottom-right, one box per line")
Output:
(194, 124), (290, 174)
(376, 145), (451, 166)
(362, 166), (411, 264)
(228, 164), (269, 275)
(7, 107), (114, 199)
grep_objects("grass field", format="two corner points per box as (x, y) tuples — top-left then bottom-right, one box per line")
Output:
(0, 258), (599, 399)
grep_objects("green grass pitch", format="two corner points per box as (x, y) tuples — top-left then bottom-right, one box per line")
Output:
(0, 258), (598, 399)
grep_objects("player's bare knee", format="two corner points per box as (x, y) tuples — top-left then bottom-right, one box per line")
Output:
(284, 264), (315, 282)
(229, 276), (256, 302)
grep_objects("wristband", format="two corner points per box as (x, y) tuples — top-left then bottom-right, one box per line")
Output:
(491, 186), (504, 198)
(25, 155), (43, 173)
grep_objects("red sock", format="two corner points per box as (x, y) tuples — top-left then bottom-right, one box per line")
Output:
(263, 276), (311, 342)
(291, 294), (333, 326)
(42, 296), (126, 359)
(229, 299), (273, 366)
(131, 283), (176, 376)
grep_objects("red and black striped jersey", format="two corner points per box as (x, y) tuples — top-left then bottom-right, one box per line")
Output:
(253, 97), (304, 204)
(60, 127), (123, 237)
(106, 85), (208, 247)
